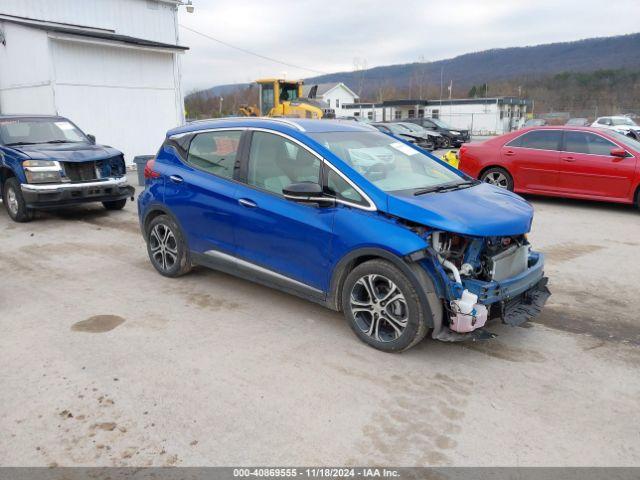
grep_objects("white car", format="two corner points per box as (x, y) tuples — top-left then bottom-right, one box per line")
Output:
(591, 116), (640, 137)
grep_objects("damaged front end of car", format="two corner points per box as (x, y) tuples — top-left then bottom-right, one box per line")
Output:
(406, 227), (550, 342)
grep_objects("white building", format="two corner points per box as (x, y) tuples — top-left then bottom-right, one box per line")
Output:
(0, 0), (189, 163)
(301, 82), (359, 117)
(343, 97), (532, 135)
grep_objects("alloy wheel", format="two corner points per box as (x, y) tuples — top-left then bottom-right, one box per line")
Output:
(350, 274), (408, 342)
(149, 223), (178, 271)
(483, 171), (509, 189)
(6, 186), (19, 216)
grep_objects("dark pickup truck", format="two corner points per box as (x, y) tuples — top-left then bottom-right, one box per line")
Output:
(0, 115), (134, 222)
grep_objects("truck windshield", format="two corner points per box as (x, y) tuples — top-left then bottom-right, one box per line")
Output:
(309, 131), (464, 193)
(0, 118), (87, 145)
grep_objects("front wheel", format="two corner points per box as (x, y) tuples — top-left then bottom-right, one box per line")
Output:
(102, 198), (127, 210)
(2, 177), (33, 222)
(480, 167), (514, 191)
(341, 259), (429, 352)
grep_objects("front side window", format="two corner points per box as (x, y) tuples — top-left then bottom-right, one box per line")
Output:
(326, 168), (367, 206)
(310, 131), (463, 193)
(247, 132), (321, 195)
(507, 130), (562, 151)
(187, 130), (242, 179)
(564, 131), (617, 156)
(0, 118), (87, 145)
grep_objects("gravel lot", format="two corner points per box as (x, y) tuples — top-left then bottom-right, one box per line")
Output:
(1, 179), (639, 467)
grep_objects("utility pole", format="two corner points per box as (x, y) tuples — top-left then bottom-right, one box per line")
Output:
(439, 67), (443, 108)
(219, 97), (223, 116)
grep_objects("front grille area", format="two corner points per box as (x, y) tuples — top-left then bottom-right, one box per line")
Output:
(61, 161), (98, 182)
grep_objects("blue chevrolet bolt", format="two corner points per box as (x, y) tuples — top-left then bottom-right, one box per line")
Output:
(138, 118), (549, 352)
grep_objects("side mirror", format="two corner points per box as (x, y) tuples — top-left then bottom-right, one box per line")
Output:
(283, 182), (334, 206)
(87, 134), (96, 144)
(610, 148), (627, 158)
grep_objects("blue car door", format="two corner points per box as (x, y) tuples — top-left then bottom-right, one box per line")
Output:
(231, 130), (336, 294)
(161, 129), (245, 254)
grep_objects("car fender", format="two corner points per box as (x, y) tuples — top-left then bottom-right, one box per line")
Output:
(327, 246), (440, 328)
(0, 148), (28, 185)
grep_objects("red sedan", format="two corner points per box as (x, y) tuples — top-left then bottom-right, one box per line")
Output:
(458, 126), (640, 208)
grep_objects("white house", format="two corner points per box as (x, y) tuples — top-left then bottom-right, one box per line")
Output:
(0, 0), (189, 163)
(301, 82), (359, 117)
(343, 97), (532, 135)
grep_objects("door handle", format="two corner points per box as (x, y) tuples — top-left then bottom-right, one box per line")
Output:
(504, 150), (516, 156)
(561, 156), (576, 162)
(169, 175), (184, 183)
(238, 198), (257, 208)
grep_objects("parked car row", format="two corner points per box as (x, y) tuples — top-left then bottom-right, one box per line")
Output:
(370, 119), (470, 151)
(458, 125), (640, 209)
(0, 115), (134, 222)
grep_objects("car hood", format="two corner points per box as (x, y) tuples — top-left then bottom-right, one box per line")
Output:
(14, 143), (122, 162)
(387, 183), (533, 236)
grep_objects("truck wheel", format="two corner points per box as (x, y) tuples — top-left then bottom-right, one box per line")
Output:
(480, 167), (514, 191)
(145, 214), (192, 277)
(102, 199), (127, 210)
(2, 177), (33, 222)
(341, 259), (428, 352)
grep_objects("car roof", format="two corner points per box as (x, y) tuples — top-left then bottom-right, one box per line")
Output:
(517, 125), (612, 133)
(168, 117), (376, 137)
(0, 114), (67, 120)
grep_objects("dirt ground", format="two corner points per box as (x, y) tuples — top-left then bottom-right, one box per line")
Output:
(1, 181), (639, 467)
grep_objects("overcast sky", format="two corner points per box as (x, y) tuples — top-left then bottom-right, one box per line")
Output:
(177, 0), (640, 92)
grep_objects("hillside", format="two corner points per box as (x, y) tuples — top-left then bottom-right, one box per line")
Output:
(196, 33), (640, 100)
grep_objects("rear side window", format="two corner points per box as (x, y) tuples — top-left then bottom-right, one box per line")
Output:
(187, 130), (242, 179)
(564, 131), (617, 156)
(507, 130), (562, 151)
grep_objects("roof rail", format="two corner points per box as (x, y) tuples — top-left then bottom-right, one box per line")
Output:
(186, 116), (306, 132)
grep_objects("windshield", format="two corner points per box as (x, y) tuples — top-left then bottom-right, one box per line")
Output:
(611, 117), (636, 126)
(430, 118), (452, 129)
(0, 118), (87, 145)
(398, 123), (424, 134)
(608, 130), (640, 150)
(309, 131), (464, 192)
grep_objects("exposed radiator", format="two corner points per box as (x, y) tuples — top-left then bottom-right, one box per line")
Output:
(489, 244), (529, 281)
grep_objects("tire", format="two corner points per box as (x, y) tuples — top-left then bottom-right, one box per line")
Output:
(145, 214), (192, 277)
(102, 198), (127, 210)
(480, 167), (514, 191)
(2, 177), (33, 222)
(441, 136), (452, 148)
(341, 259), (429, 353)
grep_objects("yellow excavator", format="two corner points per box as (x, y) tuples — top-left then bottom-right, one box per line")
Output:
(239, 78), (335, 119)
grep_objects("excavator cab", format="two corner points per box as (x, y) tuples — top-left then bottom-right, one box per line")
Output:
(258, 79), (303, 116)
(255, 78), (334, 119)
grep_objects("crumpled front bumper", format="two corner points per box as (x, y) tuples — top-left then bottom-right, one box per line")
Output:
(21, 177), (135, 208)
(462, 252), (550, 326)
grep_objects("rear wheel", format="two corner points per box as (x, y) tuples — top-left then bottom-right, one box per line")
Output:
(145, 214), (192, 277)
(480, 167), (514, 191)
(2, 177), (33, 222)
(102, 198), (127, 210)
(341, 259), (428, 352)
